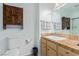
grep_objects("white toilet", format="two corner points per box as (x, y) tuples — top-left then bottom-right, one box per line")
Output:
(3, 48), (20, 56)
(0, 37), (20, 56)
(0, 37), (29, 56)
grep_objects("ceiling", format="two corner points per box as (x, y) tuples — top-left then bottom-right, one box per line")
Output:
(39, 3), (55, 11)
(60, 3), (79, 11)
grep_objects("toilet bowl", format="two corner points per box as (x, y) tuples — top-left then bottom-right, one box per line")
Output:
(3, 48), (20, 56)
(3, 37), (21, 56)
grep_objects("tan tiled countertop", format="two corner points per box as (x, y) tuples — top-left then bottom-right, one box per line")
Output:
(41, 33), (79, 54)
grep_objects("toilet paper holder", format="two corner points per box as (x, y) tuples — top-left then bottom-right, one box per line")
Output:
(25, 39), (31, 44)
(25, 40), (29, 44)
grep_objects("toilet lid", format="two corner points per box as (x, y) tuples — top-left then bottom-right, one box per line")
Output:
(3, 48), (19, 56)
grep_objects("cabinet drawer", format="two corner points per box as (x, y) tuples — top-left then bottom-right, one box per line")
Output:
(58, 46), (78, 56)
(47, 40), (57, 51)
(41, 38), (46, 44)
(47, 46), (57, 56)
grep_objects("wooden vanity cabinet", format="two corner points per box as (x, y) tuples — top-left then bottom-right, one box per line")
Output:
(41, 38), (47, 56)
(41, 37), (79, 56)
(3, 4), (23, 29)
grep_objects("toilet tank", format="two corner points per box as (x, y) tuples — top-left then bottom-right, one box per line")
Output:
(8, 37), (22, 49)
(0, 38), (8, 55)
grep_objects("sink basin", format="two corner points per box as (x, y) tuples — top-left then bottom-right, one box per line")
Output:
(45, 36), (66, 40)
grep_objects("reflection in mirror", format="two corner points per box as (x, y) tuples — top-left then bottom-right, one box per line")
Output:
(56, 3), (79, 35)
(40, 3), (79, 35)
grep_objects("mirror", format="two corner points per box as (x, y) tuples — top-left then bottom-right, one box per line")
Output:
(53, 3), (79, 35)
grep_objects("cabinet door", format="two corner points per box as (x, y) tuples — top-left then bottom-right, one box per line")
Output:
(47, 46), (57, 56)
(3, 4), (12, 25)
(16, 8), (23, 25)
(41, 43), (46, 56)
(11, 7), (17, 25)
(11, 7), (23, 25)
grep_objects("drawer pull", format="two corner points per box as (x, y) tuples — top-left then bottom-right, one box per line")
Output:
(66, 52), (69, 54)
(48, 49), (49, 50)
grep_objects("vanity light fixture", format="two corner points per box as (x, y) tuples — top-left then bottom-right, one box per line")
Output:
(54, 3), (66, 10)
